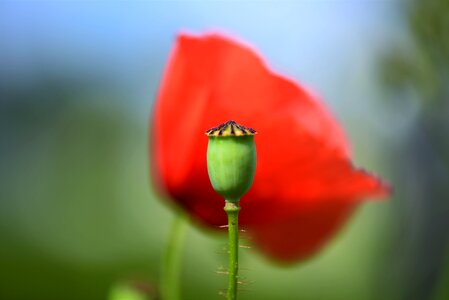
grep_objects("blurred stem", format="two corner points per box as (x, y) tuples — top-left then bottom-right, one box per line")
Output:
(224, 200), (241, 300)
(161, 213), (187, 300)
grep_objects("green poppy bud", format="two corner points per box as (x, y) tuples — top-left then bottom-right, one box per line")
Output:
(206, 120), (257, 203)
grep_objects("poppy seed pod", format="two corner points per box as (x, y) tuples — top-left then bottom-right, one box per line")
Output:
(206, 120), (257, 203)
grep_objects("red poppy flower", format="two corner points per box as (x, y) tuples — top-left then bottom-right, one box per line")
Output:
(151, 33), (390, 262)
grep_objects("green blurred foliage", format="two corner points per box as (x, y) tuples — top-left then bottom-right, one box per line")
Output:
(383, 0), (449, 105)
(380, 0), (449, 299)
(0, 79), (170, 300)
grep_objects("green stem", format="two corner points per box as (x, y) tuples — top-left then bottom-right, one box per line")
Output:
(224, 200), (241, 300)
(161, 214), (187, 300)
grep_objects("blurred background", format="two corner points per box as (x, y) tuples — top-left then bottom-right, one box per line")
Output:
(1, 0), (448, 299)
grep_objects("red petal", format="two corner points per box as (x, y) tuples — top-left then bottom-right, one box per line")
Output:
(248, 200), (356, 262)
(152, 33), (390, 262)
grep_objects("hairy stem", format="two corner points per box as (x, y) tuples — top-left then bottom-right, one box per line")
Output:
(224, 200), (241, 300)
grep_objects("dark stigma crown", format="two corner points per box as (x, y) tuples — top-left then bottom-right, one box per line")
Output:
(205, 120), (257, 137)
